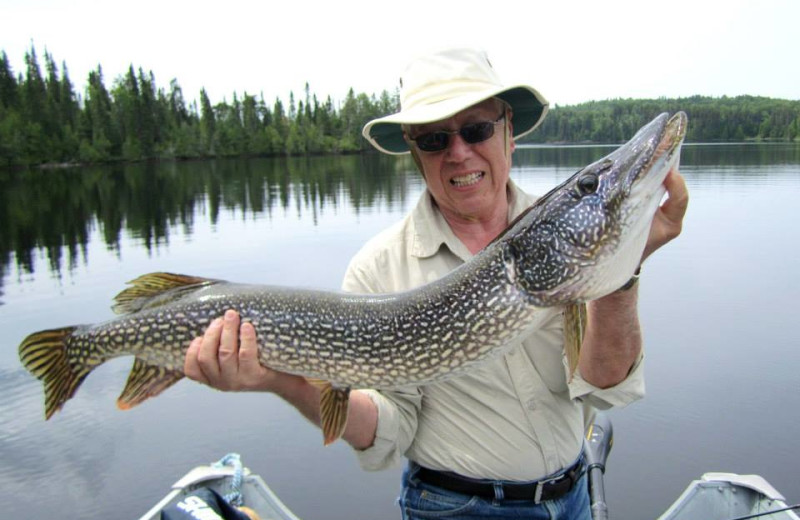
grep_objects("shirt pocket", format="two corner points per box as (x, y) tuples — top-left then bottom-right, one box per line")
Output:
(523, 315), (569, 394)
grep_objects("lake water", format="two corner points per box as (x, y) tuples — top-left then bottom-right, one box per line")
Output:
(1, 143), (799, 520)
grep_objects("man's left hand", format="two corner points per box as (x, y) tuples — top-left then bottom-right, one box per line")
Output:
(642, 169), (689, 261)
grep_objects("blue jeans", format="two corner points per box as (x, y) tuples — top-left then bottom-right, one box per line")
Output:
(398, 459), (591, 520)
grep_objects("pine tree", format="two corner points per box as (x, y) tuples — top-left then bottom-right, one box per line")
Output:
(137, 68), (158, 157)
(0, 51), (20, 110)
(80, 66), (120, 161)
(21, 46), (50, 163)
(199, 88), (215, 155)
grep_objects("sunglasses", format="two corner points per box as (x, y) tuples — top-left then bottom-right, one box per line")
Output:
(408, 113), (506, 153)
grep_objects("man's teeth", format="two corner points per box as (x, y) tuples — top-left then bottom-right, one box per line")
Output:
(450, 172), (484, 187)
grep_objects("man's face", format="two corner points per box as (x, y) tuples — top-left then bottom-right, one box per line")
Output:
(406, 98), (514, 223)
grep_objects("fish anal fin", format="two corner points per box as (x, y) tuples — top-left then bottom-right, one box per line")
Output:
(112, 272), (220, 315)
(318, 383), (351, 446)
(18, 326), (90, 420)
(117, 358), (184, 410)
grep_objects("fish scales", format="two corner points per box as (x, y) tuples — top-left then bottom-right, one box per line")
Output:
(19, 112), (688, 444)
(55, 254), (528, 390)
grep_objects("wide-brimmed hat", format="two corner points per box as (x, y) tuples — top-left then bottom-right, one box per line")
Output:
(362, 48), (549, 155)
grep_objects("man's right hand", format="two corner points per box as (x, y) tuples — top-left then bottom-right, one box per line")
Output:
(184, 309), (306, 394)
(184, 308), (379, 449)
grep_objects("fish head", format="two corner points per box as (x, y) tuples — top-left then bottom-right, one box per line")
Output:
(502, 111), (687, 306)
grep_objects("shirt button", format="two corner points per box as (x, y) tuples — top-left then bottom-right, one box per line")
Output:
(526, 399), (537, 411)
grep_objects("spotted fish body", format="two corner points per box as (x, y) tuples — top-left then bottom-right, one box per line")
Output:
(19, 112), (687, 444)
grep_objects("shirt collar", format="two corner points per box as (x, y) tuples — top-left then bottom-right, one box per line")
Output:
(408, 180), (535, 261)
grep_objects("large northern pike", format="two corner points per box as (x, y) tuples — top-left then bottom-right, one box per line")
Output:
(19, 112), (687, 444)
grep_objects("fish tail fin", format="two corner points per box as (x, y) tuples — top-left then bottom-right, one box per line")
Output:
(112, 272), (218, 314)
(18, 326), (91, 420)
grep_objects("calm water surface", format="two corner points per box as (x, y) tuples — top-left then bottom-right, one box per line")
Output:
(1, 143), (799, 519)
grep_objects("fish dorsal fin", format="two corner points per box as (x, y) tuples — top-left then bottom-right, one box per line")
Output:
(117, 358), (184, 410)
(112, 272), (218, 315)
(316, 381), (351, 446)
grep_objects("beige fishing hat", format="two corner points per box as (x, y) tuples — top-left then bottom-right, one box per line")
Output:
(362, 47), (549, 155)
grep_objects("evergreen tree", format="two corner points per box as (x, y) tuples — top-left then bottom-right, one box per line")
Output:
(199, 88), (215, 155)
(0, 51), (19, 109)
(58, 62), (80, 132)
(20, 46), (50, 163)
(0, 51), (22, 165)
(137, 68), (158, 157)
(81, 66), (120, 161)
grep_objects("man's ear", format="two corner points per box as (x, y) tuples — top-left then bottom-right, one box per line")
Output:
(506, 109), (515, 156)
(409, 144), (425, 176)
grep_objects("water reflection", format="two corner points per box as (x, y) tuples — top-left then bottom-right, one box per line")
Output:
(515, 141), (800, 168)
(0, 153), (417, 283)
(2, 143), (800, 301)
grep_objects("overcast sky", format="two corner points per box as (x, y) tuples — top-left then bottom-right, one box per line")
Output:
(2, 0), (798, 108)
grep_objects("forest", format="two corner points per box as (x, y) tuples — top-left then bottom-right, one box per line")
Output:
(1, 46), (799, 167)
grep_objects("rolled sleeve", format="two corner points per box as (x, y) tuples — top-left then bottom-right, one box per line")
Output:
(355, 387), (422, 471)
(566, 350), (646, 409)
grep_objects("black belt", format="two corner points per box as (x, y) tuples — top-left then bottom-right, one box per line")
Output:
(415, 458), (584, 503)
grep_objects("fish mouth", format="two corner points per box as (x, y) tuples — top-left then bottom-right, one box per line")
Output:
(627, 112), (688, 190)
(647, 111), (687, 174)
(583, 111), (687, 300)
(658, 112), (688, 158)
(612, 111), (687, 287)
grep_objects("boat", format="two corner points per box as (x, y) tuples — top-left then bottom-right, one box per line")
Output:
(658, 473), (800, 520)
(140, 415), (798, 520)
(138, 453), (300, 520)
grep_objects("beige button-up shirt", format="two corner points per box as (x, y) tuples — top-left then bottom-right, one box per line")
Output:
(341, 181), (645, 481)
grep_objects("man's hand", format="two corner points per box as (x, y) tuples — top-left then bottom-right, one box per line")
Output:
(183, 309), (379, 449)
(642, 169), (689, 261)
(184, 309), (305, 394)
(579, 169), (689, 388)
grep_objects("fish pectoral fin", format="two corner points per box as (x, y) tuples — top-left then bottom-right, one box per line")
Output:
(117, 358), (184, 410)
(305, 378), (330, 389)
(563, 302), (587, 381)
(112, 272), (219, 314)
(319, 383), (351, 446)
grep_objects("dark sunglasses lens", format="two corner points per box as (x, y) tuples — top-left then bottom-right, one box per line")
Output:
(414, 119), (499, 152)
(461, 122), (495, 144)
(416, 132), (449, 152)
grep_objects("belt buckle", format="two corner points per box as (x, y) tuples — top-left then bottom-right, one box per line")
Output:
(533, 481), (544, 503)
(533, 474), (565, 504)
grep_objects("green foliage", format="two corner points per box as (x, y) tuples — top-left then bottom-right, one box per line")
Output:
(0, 44), (400, 167)
(523, 96), (800, 144)
(1, 43), (798, 168)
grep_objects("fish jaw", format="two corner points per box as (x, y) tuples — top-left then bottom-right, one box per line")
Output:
(608, 112), (687, 288)
(579, 112), (687, 298)
(501, 112), (688, 305)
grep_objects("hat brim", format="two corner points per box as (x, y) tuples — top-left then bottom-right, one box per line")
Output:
(362, 85), (549, 155)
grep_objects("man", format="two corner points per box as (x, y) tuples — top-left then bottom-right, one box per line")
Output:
(185, 48), (688, 519)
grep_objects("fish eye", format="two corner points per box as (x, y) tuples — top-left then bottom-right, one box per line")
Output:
(576, 173), (599, 196)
